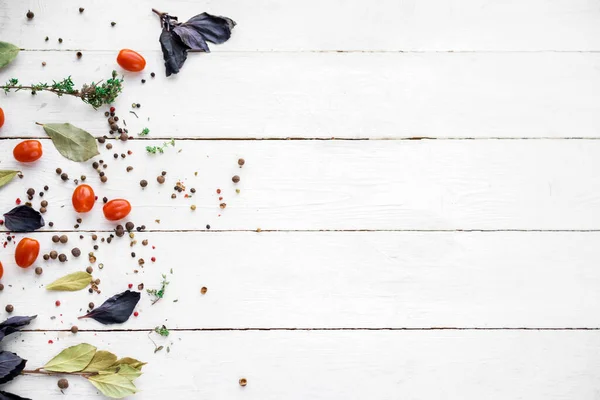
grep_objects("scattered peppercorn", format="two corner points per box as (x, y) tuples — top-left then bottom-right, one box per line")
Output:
(86, 266), (93, 274)
(5, 305), (13, 313)
(232, 175), (240, 183)
(49, 251), (58, 260)
(125, 222), (134, 231)
(0, 284), (4, 291)
(43, 254), (50, 261)
(111, 21), (116, 26)
(79, 7), (84, 13)
(101, 176), (108, 183)
(70, 326), (78, 334)
(52, 235), (60, 243)
(140, 180), (148, 188)
(35, 267), (43, 275)
(157, 176), (165, 184)
(60, 173), (68, 181)
(58, 38), (63, 43)
(239, 378), (247, 387)
(45, 36), (49, 41)
(151, 72), (156, 78)
(88, 302), (95, 309)
(26, 10), (34, 19)
(41, 200), (48, 207)
(76, 51), (82, 59)
(238, 158), (245, 166)
(71, 248), (81, 257)
(201, 287), (208, 294)
(58, 378), (69, 389)
(55, 168), (62, 174)
(59, 235), (68, 244)
(58, 254), (67, 262)
(141, 79), (146, 84)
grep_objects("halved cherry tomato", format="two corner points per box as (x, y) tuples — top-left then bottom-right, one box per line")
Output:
(72, 184), (96, 213)
(0, 107), (5, 128)
(117, 49), (146, 72)
(0, 262), (4, 279)
(103, 199), (131, 221)
(15, 238), (39, 268)
(13, 140), (42, 162)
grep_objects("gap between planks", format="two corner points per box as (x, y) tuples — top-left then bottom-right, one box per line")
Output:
(21, 229), (600, 233)
(5, 137), (600, 141)
(17, 49), (600, 54)
(20, 327), (600, 332)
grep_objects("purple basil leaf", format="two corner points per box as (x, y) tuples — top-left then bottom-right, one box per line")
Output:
(78, 290), (140, 324)
(0, 315), (36, 342)
(0, 352), (26, 384)
(0, 391), (31, 400)
(3, 206), (44, 232)
(172, 25), (210, 52)
(159, 30), (188, 76)
(184, 13), (236, 44)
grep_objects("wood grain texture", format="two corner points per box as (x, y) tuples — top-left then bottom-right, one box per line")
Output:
(0, 51), (599, 139)
(2, 139), (600, 231)
(3, 0), (600, 51)
(3, 330), (600, 399)
(0, 231), (599, 330)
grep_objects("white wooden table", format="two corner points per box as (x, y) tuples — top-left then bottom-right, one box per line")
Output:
(0, 0), (599, 398)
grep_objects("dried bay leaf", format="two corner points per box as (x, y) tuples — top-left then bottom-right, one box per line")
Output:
(46, 271), (92, 291)
(78, 290), (140, 325)
(112, 357), (146, 371)
(105, 364), (142, 380)
(88, 372), (138, 399)
(0, 171), (19, 189)
(38, 123), (99, 162)
(43, 343), (96, 372)
(3, 206), (44, 232)
(0, 352), (25, 384)
(0, 42), (19, 69)
(83, 350), (118, 372)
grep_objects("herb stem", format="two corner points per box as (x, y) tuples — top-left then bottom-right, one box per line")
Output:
(0, 85), (81, 98)
(22, 369), (98, 378)
(152, 8), (166, 17)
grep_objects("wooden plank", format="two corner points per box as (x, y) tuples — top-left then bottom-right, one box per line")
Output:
(3, 330), (600, 399)
(0, 231), (599, 330)
(1, 51), (600, 139)
(3, 0), (600, 51)
(2, 139), (600, 231)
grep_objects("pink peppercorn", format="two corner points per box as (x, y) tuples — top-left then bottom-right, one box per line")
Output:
(55, 300), (61, 307)
(151, 257), (156, 262)
(134, 311), (139, 317)
(128, 283), (133, 289)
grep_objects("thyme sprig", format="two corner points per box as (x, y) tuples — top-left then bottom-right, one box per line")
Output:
(146, 139), (175, 154)
(0, 70), (123, 109)
(147, 274), (169, 305)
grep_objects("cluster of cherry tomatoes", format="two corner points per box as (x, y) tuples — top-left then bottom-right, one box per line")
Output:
(0, 48), (147, 280)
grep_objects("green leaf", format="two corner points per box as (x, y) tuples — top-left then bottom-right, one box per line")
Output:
(46, 271), (92, 291)
(39, 123), (99, 162)
(112, 357), (146, 371)
(88, 372), (137, 399)
(0, 171), (19, 189)
(82, 350), (118, 372)
(104, 364), (142, 380)
(0, 42), (19, 69)
(44, 343), (96, 372)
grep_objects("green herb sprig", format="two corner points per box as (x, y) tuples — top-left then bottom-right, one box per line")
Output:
(139, 127), (150, 136)
(146, 139), (175, 154)
(147, 274), (169, 305)
(0, 71), (123, 109)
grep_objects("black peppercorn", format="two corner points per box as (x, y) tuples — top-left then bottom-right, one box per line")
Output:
(79, 7), (84, 13)
(71, 248), (81, 257)
(151, 72), (155, 78)
(5, 304), (13, 313)
(35, 267), (43, 275)
(125, 222), (134, 231)
(60, 173), (68, 181)
(58, 378), (69, 389)
(55, 168), (62, 174)
(76, 51), (82, 58)
(26, 10), (34, 19)
(58, 38), (63, 43)
(58, 254), (67, 262)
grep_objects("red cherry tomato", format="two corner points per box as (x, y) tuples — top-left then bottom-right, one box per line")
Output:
(13, 140), (42, 162)
(0, 262), (4, 279)
(103, 199), (131, 221)
(15, 238), (39, 268)
(72, 184), (96, 213)
(117, 49), (146, 72)
(0, 107), (5, 128)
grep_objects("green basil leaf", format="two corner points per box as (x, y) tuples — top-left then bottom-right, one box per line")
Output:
(0, 42), (19, 69)
(82, 351), (118, 372)
(43, 343), (96, 372)
(39, 123), (99, 162)
(0, 171), (19, 189)
(88, 372), (137, 398)
(46, 272), (92, 291)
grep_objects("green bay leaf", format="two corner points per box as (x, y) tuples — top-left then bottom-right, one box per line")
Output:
(88, 372), (137, 399)
(112, 357), (147, 371)
(0, 170), (19, 188)
(0, 42), (19, 69)
(46, 271), (92, 291)
(103, 364), (142, 380)
(44, 343), (96, 372)
(83, 350), (118, 372)
(39, 122), (99, 162)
